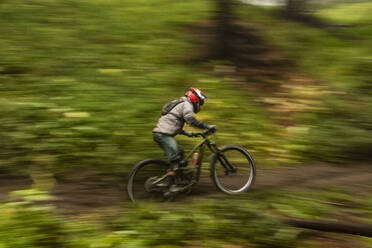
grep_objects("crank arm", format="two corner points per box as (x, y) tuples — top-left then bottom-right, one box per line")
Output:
(152, 173), (169, 185)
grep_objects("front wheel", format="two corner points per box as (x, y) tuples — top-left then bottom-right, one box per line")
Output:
(127, 159), (169, 203)
(210, 146), (256, 194)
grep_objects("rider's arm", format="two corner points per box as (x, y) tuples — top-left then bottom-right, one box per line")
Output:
(180, 130), (193, 137)
(182, 103), (209, 129)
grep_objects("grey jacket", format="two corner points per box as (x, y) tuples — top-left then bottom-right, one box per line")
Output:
(153, 97), (208, 136)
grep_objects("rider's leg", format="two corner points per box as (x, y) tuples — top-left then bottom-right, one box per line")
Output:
(153, 133), (184, 192)
(153, 132), (183, 171)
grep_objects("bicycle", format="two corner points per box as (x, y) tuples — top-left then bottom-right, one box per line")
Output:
(127, 129), (256, 202)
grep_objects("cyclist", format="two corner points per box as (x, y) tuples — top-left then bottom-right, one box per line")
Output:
(153, 88), (216, 193)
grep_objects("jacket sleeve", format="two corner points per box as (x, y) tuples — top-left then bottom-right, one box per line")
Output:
(182, 102), (209, 129)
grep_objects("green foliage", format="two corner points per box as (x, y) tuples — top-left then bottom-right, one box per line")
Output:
(113, 200), (300, 248)
(2, 188), (371, 248)
(2, 2), (372, 247)
(0, 189), (123, 248)
(317, 2), (372, 25)
(0, 0), (275, 175)
(267, 190), (336, 219)
(0, 189), (302, 248)
(0, 189), (66, 248)
(238, 3), (372, 163)
(2, 0), (372, 176)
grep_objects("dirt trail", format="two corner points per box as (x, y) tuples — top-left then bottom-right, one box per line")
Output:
(49, 164), (372, 213)
(1, 164), (371, 214)
(257, 164), (372, 191)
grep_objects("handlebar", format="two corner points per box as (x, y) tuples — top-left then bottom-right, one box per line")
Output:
(192, 128), (215, 138)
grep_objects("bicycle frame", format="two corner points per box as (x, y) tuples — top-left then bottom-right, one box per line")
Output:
(152, 133), (237, 186)
(180, 137), (207, 182)
(181, 135), (237, 182)
(128, 129), (256, 202)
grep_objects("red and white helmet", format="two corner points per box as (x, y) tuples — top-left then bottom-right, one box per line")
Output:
(185, 88), (207, 113)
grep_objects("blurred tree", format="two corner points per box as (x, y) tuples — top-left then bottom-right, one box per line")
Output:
(286, 0), (309, 19)
(215, 0), (234, 59)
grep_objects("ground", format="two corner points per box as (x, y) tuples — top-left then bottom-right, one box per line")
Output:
(1, 163), (371, 215)
(1, 164), (371, 247)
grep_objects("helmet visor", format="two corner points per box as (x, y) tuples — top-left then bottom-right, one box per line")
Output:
(187, 88), (207, 105)
(200, 92), (207, 106)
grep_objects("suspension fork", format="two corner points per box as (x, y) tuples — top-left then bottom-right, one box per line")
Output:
(209, 143), (237, 175)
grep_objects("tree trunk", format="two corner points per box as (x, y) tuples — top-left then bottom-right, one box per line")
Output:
(286, 0), (308, 18)
(282, 217), (372, 237)
(215, 0), (233, 59)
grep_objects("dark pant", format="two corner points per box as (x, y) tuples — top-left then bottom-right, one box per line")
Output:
(153, 132), (183, 164)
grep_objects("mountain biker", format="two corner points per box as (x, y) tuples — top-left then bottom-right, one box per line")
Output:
(153, 88), (216, 193)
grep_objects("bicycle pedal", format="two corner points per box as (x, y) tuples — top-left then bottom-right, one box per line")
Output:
(163, 190), (178, 198)
(163, 185), (183, 197)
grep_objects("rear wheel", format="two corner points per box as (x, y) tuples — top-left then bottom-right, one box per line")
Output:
(210, 146), (256, 194)
(127, 159), (169, 203)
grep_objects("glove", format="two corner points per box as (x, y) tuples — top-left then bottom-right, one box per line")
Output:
(182, 131), (194, 137)
(207, 125), (216, 132)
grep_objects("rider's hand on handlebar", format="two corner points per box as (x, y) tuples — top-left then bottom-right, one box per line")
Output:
(207, 125), (217, 133)
(183, 131), (194, 137)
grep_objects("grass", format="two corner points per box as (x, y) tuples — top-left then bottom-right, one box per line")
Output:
(1, 2), (372, 247)
(317, 2), (372, 25)
(237, 2), (372, 162)
(0, 0), (276, 175)
(1, 0), (371, 176)
(3, 187), (372, 247)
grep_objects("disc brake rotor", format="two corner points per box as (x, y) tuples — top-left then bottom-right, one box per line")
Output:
(144, 176), (158, 192)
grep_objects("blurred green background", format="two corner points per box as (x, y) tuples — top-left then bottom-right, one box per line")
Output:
(1, 0), (372, 247)
(1, 0), (372, 176)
